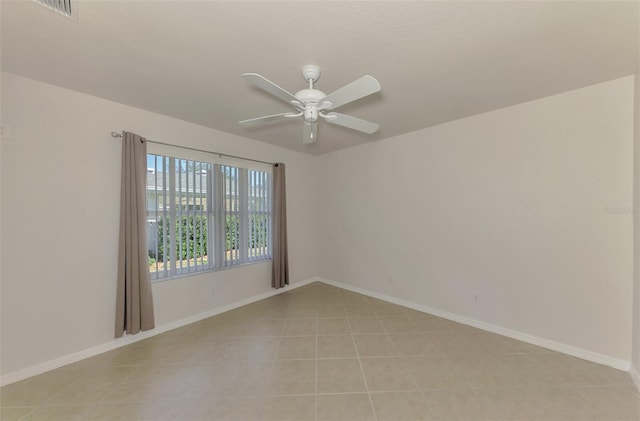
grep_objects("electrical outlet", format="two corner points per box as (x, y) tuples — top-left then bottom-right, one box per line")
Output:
(0, 124), (11, 139)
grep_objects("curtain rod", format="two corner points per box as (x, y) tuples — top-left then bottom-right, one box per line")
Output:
(111, 131), (277, 166)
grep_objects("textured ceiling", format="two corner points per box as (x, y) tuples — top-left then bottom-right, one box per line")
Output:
(1, 1), (638, 155)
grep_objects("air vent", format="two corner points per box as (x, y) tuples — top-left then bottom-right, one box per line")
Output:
(34, 0), (78, 21)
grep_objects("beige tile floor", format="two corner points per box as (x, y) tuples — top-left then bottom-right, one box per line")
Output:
(1, 282), (639, 420)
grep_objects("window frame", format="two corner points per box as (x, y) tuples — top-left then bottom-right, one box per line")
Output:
(146, 143), (272, 282)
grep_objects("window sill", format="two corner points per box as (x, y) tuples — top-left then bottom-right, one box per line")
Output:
(150, 258), (272, 284)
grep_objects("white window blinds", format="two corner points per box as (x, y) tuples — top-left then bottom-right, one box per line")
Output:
(146, 150), (272, 281)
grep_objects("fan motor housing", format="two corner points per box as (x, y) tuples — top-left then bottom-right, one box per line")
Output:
(295, 88), (326, 105)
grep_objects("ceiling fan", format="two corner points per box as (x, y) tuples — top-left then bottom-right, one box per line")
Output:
(240, 65), (382, 144)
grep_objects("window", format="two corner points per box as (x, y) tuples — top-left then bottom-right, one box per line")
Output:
(146, 150), (272, 281)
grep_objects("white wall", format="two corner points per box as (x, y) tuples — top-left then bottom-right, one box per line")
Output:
(0, 72), (318, 377)
(318, 76), (635, 362)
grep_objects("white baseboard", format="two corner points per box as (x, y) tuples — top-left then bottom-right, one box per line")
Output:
(630, 365), (640, 392)
(0, 278), (316, 387)
(317, 277), (631, 372)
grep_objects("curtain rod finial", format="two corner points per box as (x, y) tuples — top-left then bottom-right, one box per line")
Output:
(111, 131), (123, 138)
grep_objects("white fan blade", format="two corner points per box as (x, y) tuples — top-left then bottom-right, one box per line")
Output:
(323, 112), (379, 134)
(303, 122), (317, 144)
(323, 75), (381, 110)
(239, 113), (293, 126)
(242, 73), (299, 106)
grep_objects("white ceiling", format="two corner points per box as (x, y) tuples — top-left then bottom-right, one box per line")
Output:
(1, 1), (638, 155)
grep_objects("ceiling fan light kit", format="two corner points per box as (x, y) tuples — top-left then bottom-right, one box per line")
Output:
(240, 65), (381, 144)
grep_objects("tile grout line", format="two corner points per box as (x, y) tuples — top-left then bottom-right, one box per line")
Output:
(347, 294), (379, 421)
(570, 385), (628, 419)
(15, 405), (37, 421)
(261, 316), (288, 418)
(374, 301), (442, 419)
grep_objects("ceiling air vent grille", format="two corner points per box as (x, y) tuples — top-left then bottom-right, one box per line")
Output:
(34, 0), (78, 21)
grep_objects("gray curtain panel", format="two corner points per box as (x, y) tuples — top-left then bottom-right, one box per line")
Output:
(272, 163), (289, 289)
(115, 131), (155, 338)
